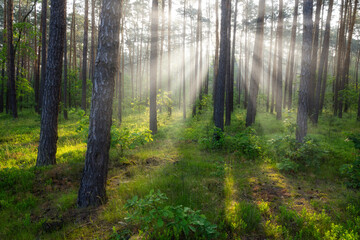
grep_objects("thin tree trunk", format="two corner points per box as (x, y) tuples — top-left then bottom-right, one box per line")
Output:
(150, 0), (159, 134)
(168, 0), (172, 115)
(81, 0), (89, 112)
(214, 0), (229, 131)
(266, 0), (274, 112)
(39, 0), (47, 112)
(246, 0), (265, 126)
(296, 0), (313, 143)
(77, 0), (121, 207)
(275, 0), (284, 120)
(36, 0), (66, 166)
(314, 0), (334, 124)
(230, 0), (238, 113)
(63, 1), (68, 120)
(7, 0), (17, 118)
(182, 0), (186, 119)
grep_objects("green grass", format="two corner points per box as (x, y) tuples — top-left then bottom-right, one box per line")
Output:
(1, 106), (360, 239)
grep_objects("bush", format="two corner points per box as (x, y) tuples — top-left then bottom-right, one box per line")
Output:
(199, 127), (225, 150)
(340, 134), (360, 188)
(228, 201), (261, 234)
(123, 190), (218, 239)
(226, 128), (261, 160)
(111, 126), (153, 157)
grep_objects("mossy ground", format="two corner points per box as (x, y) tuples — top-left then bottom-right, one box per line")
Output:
(0, 107), (359, 239)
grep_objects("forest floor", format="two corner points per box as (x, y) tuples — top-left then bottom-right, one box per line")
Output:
(1, 107), (360, 239)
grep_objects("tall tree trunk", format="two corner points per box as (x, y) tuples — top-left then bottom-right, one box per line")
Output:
(33, 2), (40, 113)
(90, 0), (95, 81)
(168, 0), (172, 116)
(243, 0), (249, 109)
(246, 0), (265, 127)
(214, 0), (229, 131)
(182, 0), (186, 119)
(286, 0), (299, 110)
(341, 0), (357, 115)
(7, 0), (17, 118)
(63, 1), (68, 120)
(36, 0), (66, 166)
(82, 0), (89, 112)
(314, 0), (334, 124)
(229, 0), (238, 113)
(213, 0), (219, 103)
(275, 0), (284, 120)
(150, 0), (159, 134)
(39, 0), (47, 112)
(309, 0), (323, 122)
(225, 0), (231, 125)
(266, 0), (274, 112)
(296, 0), (313, 143)
(77, 0), (121, 207)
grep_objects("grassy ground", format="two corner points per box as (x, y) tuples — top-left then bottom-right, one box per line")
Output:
(0, 107), (360, 239)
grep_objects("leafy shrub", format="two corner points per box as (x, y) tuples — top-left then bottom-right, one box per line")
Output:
(111, 126), (153, 156)
(0, 168), (35, 193)
(340, 134), (360, 188)
(199, 127), (225, 150)
(269, 136), (325, 172)
(227, 201), (261, 234)
(226, 128), (261, 160)
(124, 190), (218, 239)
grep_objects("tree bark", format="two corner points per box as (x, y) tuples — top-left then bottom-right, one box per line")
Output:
(286, 0), (299, 110)
(39, 0), (47, 112)
(314, 0), (334, 124)
(214, 0), (229, 131)
(150, 0), (159, 134)
(36, 0), (66, 166)
(296, 0), (313, 143)
(77, 0), (121, 208)
(63, 0), (68, 120)
(82, 0), (89, 112)
(246, 0), (265, 127)
(7, 0), (17, 118)
(182, 0), (186, 119)
(275, 0), (284, 120)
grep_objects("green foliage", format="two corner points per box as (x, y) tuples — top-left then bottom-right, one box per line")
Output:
(228, 201), (261, 234)
(0, 168), (34, 193)
(199, 126), (261, 160)
(111, 126), (153, 156)
(269, 135), (325, 172)
(199, 127), (225, 150)
(340, 134), (360, 188)
(157, 90), (173, 114)
(226, 128), (261, 160)
(123, 190), (218, 239)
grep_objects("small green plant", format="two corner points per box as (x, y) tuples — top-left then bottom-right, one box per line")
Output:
(199, 127), (225, 150)
(227, 128), (261, 160)
(124, 190), (218, 239)
(340, 134), (360, 188)
(111, 126), (153, 156)
(228, 201), (261, 234)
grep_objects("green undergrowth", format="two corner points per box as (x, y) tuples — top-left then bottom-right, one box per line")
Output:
(1, 107), (360, 239)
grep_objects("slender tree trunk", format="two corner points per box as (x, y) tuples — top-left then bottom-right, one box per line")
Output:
(168, 0), (172, 116)
(341, 0), (357, 115)
(90, 0), (95, 81)
(214, 0), (229, 131)
(81, 0), (89, 112)
(275, 0), (284, 120)
(77, 0), (121, 207)
(309, 0), (323, 122)
(246, 0), (265, 127)
(39, 0), (47, 112)
(213, 0), (219, 103)
(225, 0), (231, 125)
(182, 0), (186, 119)
(243, 0), (249, 109)
(63, 1), (68, 120)
(230, 0), (238, 113)
(287, 0), (299, 110)
(7, 0), (17, 118)
(36, 0), (66, 166)
(150, 0), (159, 134)
(314, 0), (334, 124)
(266, 0), (274, 112)
(296, 0), (313, 143)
